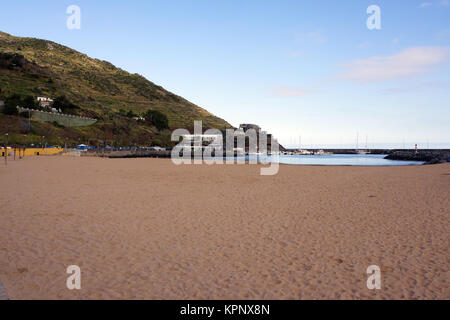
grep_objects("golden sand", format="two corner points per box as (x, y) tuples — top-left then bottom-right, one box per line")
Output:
(0, 157), (448, 299)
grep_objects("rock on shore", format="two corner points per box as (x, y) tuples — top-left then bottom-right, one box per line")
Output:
(384, 150), (450, 164)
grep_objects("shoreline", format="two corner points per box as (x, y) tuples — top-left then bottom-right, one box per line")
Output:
(83, 151), (429, 166)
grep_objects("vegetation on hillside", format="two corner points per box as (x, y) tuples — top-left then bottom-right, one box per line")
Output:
(0, 31), (232, 146)
(143, 110), (169, 131)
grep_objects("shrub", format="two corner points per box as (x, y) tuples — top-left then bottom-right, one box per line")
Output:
(22, 95), (38, 108)
(0, 53), (25, 69)
(152, 138), (162, 146)
(52, 121), (64, 128)
(53, 96), (79, 112)
(126, 110), (137, 118)
(3, 103), (18, 115)
(19, 111), (31, 118)
(2, 94), (40, 115)
(3, 94), (21, 115)
(143, 110), (169, 131)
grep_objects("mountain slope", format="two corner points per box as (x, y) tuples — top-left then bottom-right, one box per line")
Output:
(0, 31), (232, 146)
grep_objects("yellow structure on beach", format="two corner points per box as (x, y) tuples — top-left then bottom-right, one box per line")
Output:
(1, 147), (66, 157)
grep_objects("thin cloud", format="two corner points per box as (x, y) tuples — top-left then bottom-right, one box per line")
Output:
(358, 42), (371, 49)
(271, 87), (310, 97)
(382, 81), (449, 94)
(295, 31), (327, 44)
(436, 28), (450, 40)
(419, 2), (432, 7)
(339, 46), (450, 83)
(419, 0), (449, 7)
(287, 50), (305, 58)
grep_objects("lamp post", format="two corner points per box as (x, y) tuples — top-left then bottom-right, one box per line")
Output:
(4, 133), (8, 165)
(22, 135), (27, 159)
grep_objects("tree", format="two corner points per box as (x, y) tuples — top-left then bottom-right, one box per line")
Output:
(3, 104), (18, 115)
(3, 94), (21, 115)
(143, 110), (169, 131)
(53, 96), (78, 113)
(19, 111), (31, 118)
(126, 110), (137, 118)
(0, 53), (24, 69)
(22, 95), (38, 108)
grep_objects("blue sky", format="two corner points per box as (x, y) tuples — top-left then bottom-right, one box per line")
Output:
(1, 0), (449, 148)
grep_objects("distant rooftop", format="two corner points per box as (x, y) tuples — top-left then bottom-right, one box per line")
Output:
(239, 124), (261, 132)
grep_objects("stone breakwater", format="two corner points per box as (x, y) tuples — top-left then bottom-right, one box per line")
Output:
(385, 150), (450, 164)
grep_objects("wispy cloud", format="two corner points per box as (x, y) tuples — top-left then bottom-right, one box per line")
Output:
(339, 46), (450, 83)
(358, 42), (371, 49)
(287, 50), (304, 58)
(419, 0), (449, 7)
(382, 81), (449, 94)
(436, 28), (450, 40)
(419, 2), (432, 8)
(271, 87), (310, 97)
(295, 31), (327, 45)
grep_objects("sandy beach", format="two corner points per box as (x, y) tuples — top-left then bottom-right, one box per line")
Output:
(0, 157), (448, 300)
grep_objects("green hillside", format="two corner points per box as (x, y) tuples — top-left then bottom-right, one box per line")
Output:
(0, 31), (232, 147)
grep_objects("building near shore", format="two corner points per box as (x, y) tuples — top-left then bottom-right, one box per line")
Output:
(37, 97), (54, 109)
(239, 124), (261, 133)
(1, 147), (65, 157)
(237, 124), (284, 153)
(37, 97), (53, 103)
(77, 144), (88, 151)
(148, 146), (166, 151)
(179, 124), (284, 154)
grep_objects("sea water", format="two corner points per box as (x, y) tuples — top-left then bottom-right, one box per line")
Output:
(246, 154), (425, 166)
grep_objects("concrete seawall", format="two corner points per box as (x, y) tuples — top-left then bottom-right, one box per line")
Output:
(17, 107), (97, 127)
(82, 150), (173, 158)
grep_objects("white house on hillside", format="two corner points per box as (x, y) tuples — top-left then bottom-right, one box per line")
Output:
(37, 97), (54, 109)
